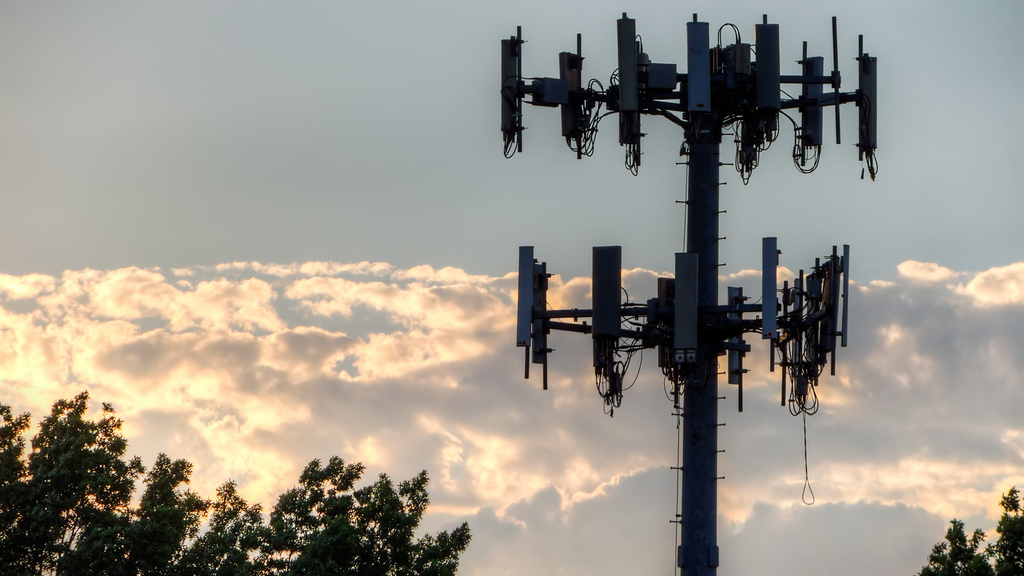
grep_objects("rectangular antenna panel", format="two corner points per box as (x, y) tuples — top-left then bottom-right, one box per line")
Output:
(826, 248), (841, 353)
(841, 244), (850, 347)
(657, 277), (675, 368)
(501, 38), (520, 134)
(762, 237), (778, 339)
(686, 21), (710, 112)
(531, 260), (548, 365)
(593, 246), (622, 338)
(755, 23), (780, 110)
(517, 246), (534, 347)
(801, 56), (823, 146)
(675, 252), (698, 349)
(559, 51), (584, 138)
(617, 16), (638, 112)
(858, 54), (878, 158)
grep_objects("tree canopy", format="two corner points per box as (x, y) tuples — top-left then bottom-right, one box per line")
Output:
(0, 393), (470, 576)
(918, 487), (1023, 576)
(991, 487), (1023, 576)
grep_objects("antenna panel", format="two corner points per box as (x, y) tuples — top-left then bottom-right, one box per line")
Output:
(801, 56), (823, 146)
(841, 244), (850, 347)
(501, 37), (521, 137)
(858, 53), (878, 159)
(674, 252), (698, 350)
(617, 15), (638, 112)
(761, 237), (778, 339)
(517, 246), (534, 347)
(559, 51), (585, 139)
(531, 260), (548, 366)
(593, 246), (622, 338)
(686, 20), (710, 112)
(657, 277), (675, 368)
(825, 246), (841, 353)
(754, 22), (780, 110)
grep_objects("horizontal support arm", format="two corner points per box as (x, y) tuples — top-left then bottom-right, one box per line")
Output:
(705, 303), (764, 315)
(780, 91), (857, 110)
(538, 306), (657, 320)
(780, 73), (838, 85)
(548, 321), (593, 334)
(722, 340), (751, 352)
(537, 308), (592, 319)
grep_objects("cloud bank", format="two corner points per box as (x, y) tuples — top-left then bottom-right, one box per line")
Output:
(2, 259), (1022, 576)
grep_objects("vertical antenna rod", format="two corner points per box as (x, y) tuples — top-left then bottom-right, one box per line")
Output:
(832, 17), (841, 144)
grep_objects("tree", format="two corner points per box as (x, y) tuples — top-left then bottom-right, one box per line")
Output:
(919, 488), (1024, 576)
(991, 487), (1023, 576)
(173, 481), (265, 576)
(264, 457), (364, 573)
(22, 392), (145, 575)
(263, 458), (472, 576)
(0, 404), (32, 573)
(349, 471), (471, 576)
(0, 394), (471, 575)
(919, 519), (994, 576)
(130, 454), (209, 575)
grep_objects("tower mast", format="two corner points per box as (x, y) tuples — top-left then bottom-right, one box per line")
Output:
(503, 13), (876, 574)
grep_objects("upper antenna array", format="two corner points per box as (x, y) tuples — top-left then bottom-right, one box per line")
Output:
(501, 14), (878, 180)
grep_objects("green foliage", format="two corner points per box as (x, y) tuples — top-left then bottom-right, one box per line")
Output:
(991, 487), (1023, 576)
(0, 404), (32, 573)
(919, 488), (1024, 576)
(264, 457), (364, 574)
(24, 392), (146, 575)
(131, 454), (209, 575)
(174, 481), (265, 576)
(919, 519), (994, 576)
(0, 394), (471, 576)
(263, 459), (471, 576)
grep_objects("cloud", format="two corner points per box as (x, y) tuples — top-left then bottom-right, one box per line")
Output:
(458, 469), (677, 576)
(959, 262), (1024, 306)
(721, 500), (945, 576)
(0, 261), (522, 503)
(260, 326), (356, 380)
(2, 258), (1023, 576)
(0, 272), (56, 300)
(897, 260), (959, 282)
(87, 267), (182, 320)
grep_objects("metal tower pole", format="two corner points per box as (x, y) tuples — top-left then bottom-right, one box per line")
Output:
(680, 134), (721, 575)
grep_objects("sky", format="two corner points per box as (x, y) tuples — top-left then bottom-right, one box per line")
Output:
(0, 1), (1022, 575)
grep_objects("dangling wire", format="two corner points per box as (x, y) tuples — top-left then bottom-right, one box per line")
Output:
(566, 79), (612, 158)
(780, 109), (821, 174)
(717, 23), (741, 48)
(863, 150), (879, 180)
(625, 144), (641, 176)
(801, 411), (815, 505)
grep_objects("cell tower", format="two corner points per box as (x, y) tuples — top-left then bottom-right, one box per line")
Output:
(501, 13), (877, 576)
